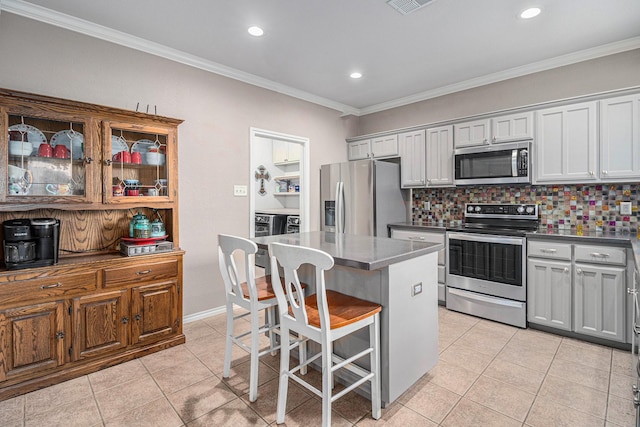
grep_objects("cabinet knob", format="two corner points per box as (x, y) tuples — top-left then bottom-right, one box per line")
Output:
(104, 159), (112, 166)
(564, 267), (569, 274)
(84, 157), (93, 164)
(589, 171), (594, 176)
(483, 139), (489, 144)
(122, 316), (129, 324)
(492, 136), (496, 142)
(134, 314), (142, 321)
(576, 268), (582, 275)
(602, 170), (608, 175)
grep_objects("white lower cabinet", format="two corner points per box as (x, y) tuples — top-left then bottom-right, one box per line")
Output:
(389, 228), (445, 303)
(527, 240), (628, 343)
(573, 263), (626, 342)
(527, 258), (572, 331)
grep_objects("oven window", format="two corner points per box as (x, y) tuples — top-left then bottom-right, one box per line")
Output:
(455, 150), (513, 180)
(449, 239), (522, 287)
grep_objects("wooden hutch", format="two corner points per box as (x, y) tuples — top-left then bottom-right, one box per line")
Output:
(0, 88), (184, 399)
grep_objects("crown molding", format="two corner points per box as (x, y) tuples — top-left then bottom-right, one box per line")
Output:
(358, 36), (640, 116)
(2, 0), (638, 117)
(0, 0), (360, 116)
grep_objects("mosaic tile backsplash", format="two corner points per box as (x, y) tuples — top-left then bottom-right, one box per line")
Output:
(412, 184), (640, 234)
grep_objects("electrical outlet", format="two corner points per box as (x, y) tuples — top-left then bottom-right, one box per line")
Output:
(621, 201), (632, 215)
(233, 185), (247, 196)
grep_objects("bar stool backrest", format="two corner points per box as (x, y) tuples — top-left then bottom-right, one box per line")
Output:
(269, 242), (334, 332)
(218, 234), (259, 303)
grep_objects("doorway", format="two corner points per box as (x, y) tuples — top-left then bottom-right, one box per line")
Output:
(249, 128), (310, 238)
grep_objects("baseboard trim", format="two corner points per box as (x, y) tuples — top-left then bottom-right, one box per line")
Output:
(184, 306), (226, 323)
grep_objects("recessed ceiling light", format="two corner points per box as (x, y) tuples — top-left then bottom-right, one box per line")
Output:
(248, 26), (264, 37)
(350, 72), (363, 79)
(520, 7), (541, 19)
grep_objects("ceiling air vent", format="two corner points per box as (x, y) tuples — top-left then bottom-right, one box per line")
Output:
(387, 0), (435, 15)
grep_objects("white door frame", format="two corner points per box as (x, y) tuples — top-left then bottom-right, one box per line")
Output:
(249, 127), (310, 237)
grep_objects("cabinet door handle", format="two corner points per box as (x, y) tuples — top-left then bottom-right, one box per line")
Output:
(137, 269), (152, 275)
(408, 236), (426, 240)
(590, 252), (609, 258)
(41, 282), (62, 289)
(492, 136), (497, 142)
(540, 248), (557, 253)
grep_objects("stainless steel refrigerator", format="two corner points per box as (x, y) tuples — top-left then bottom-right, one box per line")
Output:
(320, 159), (407, 237)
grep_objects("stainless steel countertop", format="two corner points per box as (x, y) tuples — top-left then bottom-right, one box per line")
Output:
(252, 231), (442, 271)
(388, 222), (640, 272)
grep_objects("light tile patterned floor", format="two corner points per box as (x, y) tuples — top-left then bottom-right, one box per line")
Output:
(0, 307), (636, 426)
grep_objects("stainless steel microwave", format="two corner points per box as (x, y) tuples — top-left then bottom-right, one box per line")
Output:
(453, 141), (531, 185)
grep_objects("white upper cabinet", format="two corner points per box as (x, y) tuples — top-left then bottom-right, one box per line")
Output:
(454, 119), (490, 148)
(599, 94), (640, 181)
(348, 135), (399, 160)
(371, 135), (399, 158)
(454, 113), (533, 148)
(535, 101), (598, 183)
(399, 130), (426, 188)
(426, 125), (454, 187)
(347, 139), (371, 160)
(273, 140), (301, 164)
(491, 112), (534, 143)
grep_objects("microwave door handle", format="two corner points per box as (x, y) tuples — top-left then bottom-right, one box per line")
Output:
(512, 150), (518, 177)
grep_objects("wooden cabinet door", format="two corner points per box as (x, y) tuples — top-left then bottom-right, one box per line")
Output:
(131, 281), (179, 345)
(371, 135), (398, 158)
(0, 301), (66, 382)
(491, 112), (533, 143)
(574, 263), (626, 342)
(72, 290), (128, 360)
(527, 258), (572, 331)
(600, 94), (640, 181)
(347, 140), (371, 160)
(399, 130), (425, 188)
(535, 101), (598, 183)
(426, 125), (453, 187)
(454, 119), (490, 148)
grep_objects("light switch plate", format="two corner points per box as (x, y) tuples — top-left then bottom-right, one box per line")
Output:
(233, 185), (247, 196)
(621, 201), (632, 215)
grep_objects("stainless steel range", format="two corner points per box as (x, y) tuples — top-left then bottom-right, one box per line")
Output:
(255, 213), (286, 268)
(446, 203), (539, 328)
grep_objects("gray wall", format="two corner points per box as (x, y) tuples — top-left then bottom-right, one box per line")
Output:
(0, 13), (355, 317)
(356, 49), (640, 135)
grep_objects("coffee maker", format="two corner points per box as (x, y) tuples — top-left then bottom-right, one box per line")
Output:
(3, 218), (60, 270)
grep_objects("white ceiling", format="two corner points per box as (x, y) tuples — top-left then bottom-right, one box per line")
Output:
(3, 0), (640, 115)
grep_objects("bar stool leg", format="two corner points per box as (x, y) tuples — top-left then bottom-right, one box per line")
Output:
(276, 325), (291, 424)
(370, 314), (382, 419)
(249, 309), (260, 402)
(267, 307), (278, 356)
(223, 302), (234, 378)
(321, 337), (332, 427)
(299, 334), (307, 375)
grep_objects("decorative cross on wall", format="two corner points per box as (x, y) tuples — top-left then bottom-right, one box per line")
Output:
(255, 165), (270, 196)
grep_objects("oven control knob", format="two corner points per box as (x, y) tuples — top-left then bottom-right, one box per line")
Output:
(468, 206), (474, 213)
(474, 206), (481, 212)
(517, 206), (525, 214)
(526, 206), (535, 214)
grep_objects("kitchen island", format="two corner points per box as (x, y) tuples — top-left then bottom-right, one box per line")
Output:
(253, 231), (442, 406)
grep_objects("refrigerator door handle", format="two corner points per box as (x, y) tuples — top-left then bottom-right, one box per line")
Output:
(336, 181), (345, 233)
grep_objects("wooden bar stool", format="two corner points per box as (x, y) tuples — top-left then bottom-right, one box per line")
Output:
(218, 234), (282, 402)
(269, 242), (382, 426)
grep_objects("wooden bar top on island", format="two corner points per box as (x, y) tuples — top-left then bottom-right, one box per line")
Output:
(252, 231), (442, 271)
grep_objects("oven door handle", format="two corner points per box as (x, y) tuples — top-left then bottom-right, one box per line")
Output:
(448, 288), (525, 308)
(447, 232), (524, 246)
